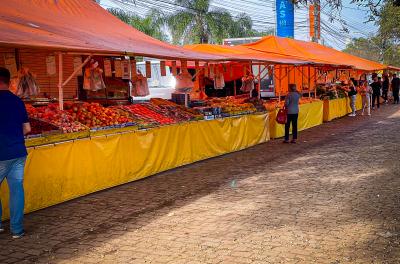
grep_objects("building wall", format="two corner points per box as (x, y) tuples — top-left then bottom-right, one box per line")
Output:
(0, 47), (79, 99)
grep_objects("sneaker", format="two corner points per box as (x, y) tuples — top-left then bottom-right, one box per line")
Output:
(367, 113), (371, 116)
(290, 139), (297, 144)
(283, 140), (290, 144)
(12, 231), (25, 239)
(0, 227), (4, 233)
(348, 113), (356, 117)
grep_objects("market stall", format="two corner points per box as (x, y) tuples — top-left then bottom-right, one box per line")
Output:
(0, 0), (390, 221)
(0, 113), (269, 219)
(265, 99), (323, 138)
(315, 69), (366, 121)
(242, 36), (386, 109)
(323, 95), (363, 122)
(0, 0), (274, 221)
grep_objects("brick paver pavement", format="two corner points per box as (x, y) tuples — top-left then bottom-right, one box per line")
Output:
(1, 105), (400, 264)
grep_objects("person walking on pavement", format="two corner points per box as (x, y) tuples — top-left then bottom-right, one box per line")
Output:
(283, 84), (301, 144)
(348, 80), (358, 117)
(0, 67), (31, 239)
(359, 81), (372, 116)
(371, 76), (381, 109)
(382, 74), (389, 104)
(391, 73), (400, 104)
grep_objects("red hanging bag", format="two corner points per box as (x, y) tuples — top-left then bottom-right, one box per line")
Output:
(276, 107), (288, 124)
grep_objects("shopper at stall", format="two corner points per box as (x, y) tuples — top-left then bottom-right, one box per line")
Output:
(359, 81), (372, 116)
(0, 67), (31, 239)
(371, 76), (381, 109)
(284, 84), (301, 144)
(391, 74), (400, 104)
(382, 74), (389, 104)
(348, 80), (358, 117)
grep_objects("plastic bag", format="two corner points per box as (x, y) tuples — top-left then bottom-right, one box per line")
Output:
(276, 108), (288, 124)
(132, 72), (149, 97)
(241, 75), (255, 92)
(175, 71), (194, 93)
(83, 61), (106, 91)
(214, 72), (225, 90)
(15, 68), (39, 98)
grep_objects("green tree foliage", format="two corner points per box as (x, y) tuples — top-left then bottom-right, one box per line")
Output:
(343, 1), (400, 66)
(108, 8), (168, 42)
(155, 0), (261, 44)
(343, 35), (400, 67)
(378, 2), (400, 39)
(343, 37), (382, 62)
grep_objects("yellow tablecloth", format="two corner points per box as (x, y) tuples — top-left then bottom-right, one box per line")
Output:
(268, 100), (324, 139)
(1, 114), (269, 220)
(323, 94), (363, 122)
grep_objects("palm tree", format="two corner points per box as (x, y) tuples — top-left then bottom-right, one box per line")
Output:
(158, 0), (256, 44)
(108, 8), (168, 42)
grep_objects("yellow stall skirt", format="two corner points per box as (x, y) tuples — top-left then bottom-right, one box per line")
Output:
(323, 94), (363, 122)
(268, 100), (324, 139)
(1, 114), (269, 220)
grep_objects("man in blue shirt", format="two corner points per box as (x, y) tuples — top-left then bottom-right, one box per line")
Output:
(0, 67), (31, 239)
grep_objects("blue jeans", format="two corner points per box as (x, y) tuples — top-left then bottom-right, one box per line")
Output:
(0, 157), (26, 234)
(350, 95), (357, 114)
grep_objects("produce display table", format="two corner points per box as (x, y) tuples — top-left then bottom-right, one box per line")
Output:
(323, 94), (363, 122)
(1, 113), (269, 220)
(268, 100), (323, 139)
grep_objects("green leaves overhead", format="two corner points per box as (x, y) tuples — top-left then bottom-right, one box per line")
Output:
(107, 0), (272, 45)
(108, 8), (168, 42)
(157, 0), (261, 44)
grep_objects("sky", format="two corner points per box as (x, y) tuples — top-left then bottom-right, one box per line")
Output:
(100, 0), (378, 50)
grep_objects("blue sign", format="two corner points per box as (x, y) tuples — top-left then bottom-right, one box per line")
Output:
(276, 0), (294, 38)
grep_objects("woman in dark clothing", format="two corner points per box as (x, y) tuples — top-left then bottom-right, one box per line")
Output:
(283, 84), (301, 144)
(392, 74), (400, 104)
(382, 75), (389, 104)
(371, 76), (381, 109)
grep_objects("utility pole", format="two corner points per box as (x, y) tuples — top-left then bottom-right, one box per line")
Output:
(311, 0), (320, 43)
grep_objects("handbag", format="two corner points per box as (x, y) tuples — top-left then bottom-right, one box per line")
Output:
(276, 107), (288, 124)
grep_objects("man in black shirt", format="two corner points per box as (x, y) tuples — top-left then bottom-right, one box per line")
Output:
(382, 75), (389, 104)
(391, 74), (400, 104)
(370, 76), (381, 109)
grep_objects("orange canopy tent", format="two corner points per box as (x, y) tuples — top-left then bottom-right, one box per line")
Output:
(388, 66), (400, 71)
(184, 44), (313, 65)
(0, 0), (223, 61)
(243, 36), (386, 71)
(184, 44), (320, 84)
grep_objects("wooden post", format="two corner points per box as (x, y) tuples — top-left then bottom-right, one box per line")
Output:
(301, 66), (303, 93)
(258, 64), (261, 99)
(58, 52), (63, 110)
(128, 57), (132, 100)
(308, 65), (311, 98)
(314, 67), (317, 98)
(279, 66), (283, 102)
